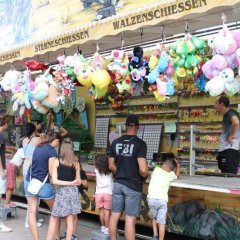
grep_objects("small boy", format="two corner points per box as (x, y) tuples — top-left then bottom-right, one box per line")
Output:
(147, 158), (180, 240)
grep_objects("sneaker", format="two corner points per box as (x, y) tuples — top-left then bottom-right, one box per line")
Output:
(151, 236), (159, 240)
(100, 226), (105, 233)
(103, 227), (109, 235)
(60, 232), (66, 240)
(0, 223), (12, 232)
(37, 218), (44, 223)
(5, 202), (17, 208)
(60, 233), (77, 240)
(71, 234), (78, 240)
(25, 222), (42, 228)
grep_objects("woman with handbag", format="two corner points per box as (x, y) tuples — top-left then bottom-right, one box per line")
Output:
(24, 132), (62, 240)
(22, 123), (43, 228)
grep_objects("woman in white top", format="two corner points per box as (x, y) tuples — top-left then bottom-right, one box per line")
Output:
(22, 123), (42, 228)
(94, 154), (113, 235)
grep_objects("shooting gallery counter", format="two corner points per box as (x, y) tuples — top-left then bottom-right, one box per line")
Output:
(12, 162), (240, 230)
(82, 163), (240, 195)
(170, 175), (240, 195)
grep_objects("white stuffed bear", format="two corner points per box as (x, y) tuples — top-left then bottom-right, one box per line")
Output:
(222, 68), (240, 96)
(205, 68), (234, 96)
(1, 70), (22, 92)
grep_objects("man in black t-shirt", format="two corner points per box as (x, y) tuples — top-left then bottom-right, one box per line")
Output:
(214, 96), (240, 174)
(108, 114), (148, 240)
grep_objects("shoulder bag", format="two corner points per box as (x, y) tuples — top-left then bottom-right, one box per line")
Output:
(27, 165), (48, 195)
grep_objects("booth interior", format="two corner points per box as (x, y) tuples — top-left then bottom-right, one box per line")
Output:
(0, 1), (240, 239)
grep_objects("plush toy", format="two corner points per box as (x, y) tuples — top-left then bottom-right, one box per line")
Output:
(92, 52), (105, 70)
(221, 68), (240, 96)
(170, 35), (205, 80)
(205, 68), (234, 96)
(153, 90), (168, 102)
(32, 73), (50, 101)
(32, 100), (49, 114)
(1, 70), (22, 92)
(24, 60), (48, 71)
(128, 46), (148, 83)
(108, 49), (129, 83)
(202, 55), (227, 80)
(92, 69), (111, 90)
(91, 86), (108, 99)
(148, 44), (163, 70)
(42, 85), (60, 109)
(11, 84), (32, 116)
(208, 26), (240, 70)
(148, 53), (169, 84)
(76, 65), (94, 88)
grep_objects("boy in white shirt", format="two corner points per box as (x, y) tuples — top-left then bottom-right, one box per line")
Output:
(147, 158), (180, 240)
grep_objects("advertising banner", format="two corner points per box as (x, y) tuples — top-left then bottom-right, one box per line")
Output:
(0, 0), (238, 65)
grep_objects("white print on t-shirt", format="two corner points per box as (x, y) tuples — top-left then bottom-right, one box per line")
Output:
(116, 143), (134, 156)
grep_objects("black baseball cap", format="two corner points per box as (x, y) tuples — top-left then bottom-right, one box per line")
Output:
(126, 115), (139, 127)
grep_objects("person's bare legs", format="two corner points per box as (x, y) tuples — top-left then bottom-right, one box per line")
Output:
(5, 188), (12, 205)
(99, 208), (104, 226)
(159, 224), (166, 240)
(109, 212), (121, 240)
(73, 215), (78, 234)
(46, 215), (60, 240)
(104, 209), (110, 228)
(152, 219), (158, 237)
(65, 215), (74, 240)
(44, 198), (60, 239)
(125, 215), (136, 240)
(27, 196), (39, 240)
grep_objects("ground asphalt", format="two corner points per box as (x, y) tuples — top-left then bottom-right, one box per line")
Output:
(0, 201), (200, 240)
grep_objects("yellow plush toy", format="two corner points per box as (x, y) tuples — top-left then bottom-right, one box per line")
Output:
(92, 69), (111, 89)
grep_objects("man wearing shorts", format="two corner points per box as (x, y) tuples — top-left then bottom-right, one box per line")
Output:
(214, 96), (240, 174)
(108, 114), (148, 240)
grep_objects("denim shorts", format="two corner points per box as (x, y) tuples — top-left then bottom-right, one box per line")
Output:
(24, 180), (55, 200)
(112, 182), (142, 217)
(147, 198), (167, 224)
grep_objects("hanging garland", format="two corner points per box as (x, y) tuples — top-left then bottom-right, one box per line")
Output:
(75, 97), (85, 112)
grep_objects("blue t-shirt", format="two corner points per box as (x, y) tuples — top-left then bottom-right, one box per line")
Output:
(26, 144), (57, 183)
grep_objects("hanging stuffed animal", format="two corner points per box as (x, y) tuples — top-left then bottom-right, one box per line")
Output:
(11, 83), (32, 116)
(128, 46), (148, 83)
(0, 69), (22, 92)
(170, 35), (205, 80)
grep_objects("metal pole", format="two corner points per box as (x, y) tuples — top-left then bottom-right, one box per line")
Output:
(190, 125), (197, 176)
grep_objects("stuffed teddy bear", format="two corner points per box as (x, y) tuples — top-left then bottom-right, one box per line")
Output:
(1, 69), (22, 92)
(42, 84), (60, 109)
(205, 68), (234, 96)
(32, 100), (49, 114)
(32, 74), (50, 101)
(202, 55), (227, 80)
(221, 68), (240, 96)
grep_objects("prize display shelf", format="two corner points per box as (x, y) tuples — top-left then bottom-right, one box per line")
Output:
(95, 93), (240, 174)
(177, 95), (240, 174)
(95, 95), (179, 161)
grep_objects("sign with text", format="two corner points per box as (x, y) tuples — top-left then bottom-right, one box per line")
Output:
(0, 0), (238, 65)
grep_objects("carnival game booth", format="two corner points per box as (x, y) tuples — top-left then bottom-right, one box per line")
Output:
(0, 1), (240, 239)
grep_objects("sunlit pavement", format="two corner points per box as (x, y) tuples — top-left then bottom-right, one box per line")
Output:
(0, 202), (100, 240)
